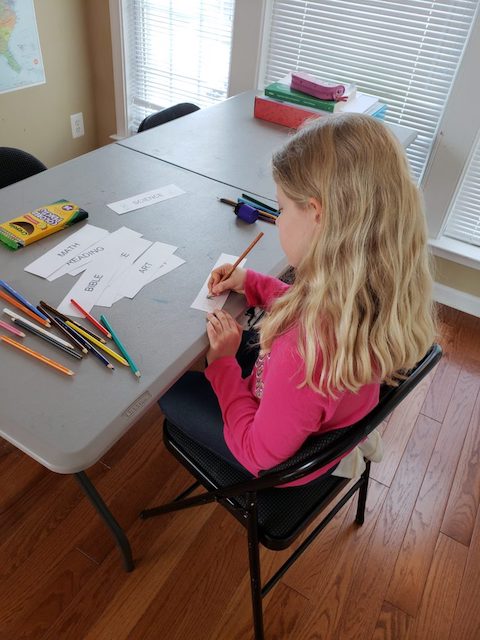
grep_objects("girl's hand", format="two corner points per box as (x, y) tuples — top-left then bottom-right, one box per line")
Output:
(206, 309), (243, 365)
(208, 265), (247, 297)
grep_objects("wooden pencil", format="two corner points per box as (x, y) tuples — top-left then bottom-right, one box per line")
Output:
(70, 298), (112, 339)
(100, 315), (141, 378)
(0, 280), (50, 322)
(57, 317), (114, 369)
(37, 306), (88, 354)
(65, 321), (128, 366)
(0, 290), (51, 327)
(10, 317), (83, 360)
(39, 301), (108, 344)
(0, 319), (25, 338)
(1, 336), (75, 376)
(3, 308), (75, 349)
(207, 232), (264, 299)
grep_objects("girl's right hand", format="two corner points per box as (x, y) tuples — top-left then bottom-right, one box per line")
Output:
(208, 265), (247, 297)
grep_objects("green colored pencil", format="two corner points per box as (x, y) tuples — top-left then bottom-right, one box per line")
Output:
(99, 315), (141, 378)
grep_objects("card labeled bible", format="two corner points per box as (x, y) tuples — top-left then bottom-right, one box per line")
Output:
(0, 199), (88, 250)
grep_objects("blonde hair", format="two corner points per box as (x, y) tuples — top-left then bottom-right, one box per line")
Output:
(261, 113), (436, 395)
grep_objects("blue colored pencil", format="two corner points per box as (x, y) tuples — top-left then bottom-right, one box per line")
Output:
(0, 280), (49, 322)
(100, 315), (141, 378)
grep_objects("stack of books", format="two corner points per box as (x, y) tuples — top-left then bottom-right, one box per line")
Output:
(254, 72), (387, 129)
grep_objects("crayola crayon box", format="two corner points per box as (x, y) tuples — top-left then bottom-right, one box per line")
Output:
(0, 199), (88, 250)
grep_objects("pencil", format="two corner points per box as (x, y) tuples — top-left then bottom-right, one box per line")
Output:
(100, 315), (141, 378)
(3, 308), (75, 349)
(0, 289), (51, 327)
(241, 194), (279, 214)
(224, 232), (264, 279)
(207, 232), (264, 299)
(10, 317), (83, 360)
(57, 317), (114, 369)
(0, 319), (25, 338)
(1, 335), (75, 376)
(70, 298), (112, 339)
(39, 301), (108, 344)
(218, 197), (238, 207)
(65, 321), (129, 366)
(0, 280), (50, 323)
(38, 306), (88, 354)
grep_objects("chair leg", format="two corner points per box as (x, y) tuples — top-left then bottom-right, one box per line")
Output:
(246, 492), (265, 640)
(355, 460), (371, 525)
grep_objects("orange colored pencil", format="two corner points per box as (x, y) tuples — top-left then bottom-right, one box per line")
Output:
(70, 298), (111, 339)
(1, 335), (75, 376)
(0, 289), (51, 327)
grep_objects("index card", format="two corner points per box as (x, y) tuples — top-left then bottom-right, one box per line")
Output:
(190, 253), (246, 313)
(56, 235), (153, 316)
(107, 184), (185, 214)
(120, 241), (181, 299)
(24, 225), (109, 279)
(47, 226), (142, 281)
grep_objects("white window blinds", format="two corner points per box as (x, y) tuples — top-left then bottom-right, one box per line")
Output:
(123, 0), (235, 133)
(262, 0), (477, 180)
(443, 132), (480, 247)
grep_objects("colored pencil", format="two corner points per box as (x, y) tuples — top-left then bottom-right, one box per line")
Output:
(218, 197), (237, 207)
(10, 317), (83, 360)
(65, 321), (128, 366)
(57, 317), (114, 369)
(3, 308), (75, 349)
(240, 194), (279, 214)
(37, 306), (88, 354)
(1, 336), (75, 376)
(207, 232), (264, 299)
(100, 315), (141, 378)
(0, 289), (51, 327)
(224, 232), (264, 280)
(70, 298), (112, 339)
(0, 319), (25, 338)
(0, 280), (50, 323)
(39, 301), (107, 344)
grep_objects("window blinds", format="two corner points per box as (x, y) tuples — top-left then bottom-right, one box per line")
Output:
(123, 0), (235, 133)
(444, 133), (480, 247)
(263, 0), (477, 180)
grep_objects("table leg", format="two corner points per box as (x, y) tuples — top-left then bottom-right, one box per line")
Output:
(74, 471), (134, 572)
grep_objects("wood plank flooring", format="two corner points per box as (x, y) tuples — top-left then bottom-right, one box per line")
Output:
(1, 304), (479, 640)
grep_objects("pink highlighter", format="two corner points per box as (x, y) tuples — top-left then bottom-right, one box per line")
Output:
(291, 72), (346, 101)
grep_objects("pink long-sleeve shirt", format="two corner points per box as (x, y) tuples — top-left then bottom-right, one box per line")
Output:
(205, 270), (379, 486)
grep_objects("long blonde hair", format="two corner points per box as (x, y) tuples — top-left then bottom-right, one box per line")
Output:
(261, 113), (436, 394)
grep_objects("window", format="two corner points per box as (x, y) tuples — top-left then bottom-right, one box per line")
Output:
(121, 0), (235, 133)
(261, 0), (477, 180)
(443, 131), (480, 247)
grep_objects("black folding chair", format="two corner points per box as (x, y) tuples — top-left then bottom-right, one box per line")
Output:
(141, 344), (442, 639)
(0, 146), (47, 189)
(137, 103), (200, 133)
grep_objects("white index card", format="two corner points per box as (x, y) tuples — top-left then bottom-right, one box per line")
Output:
(191, 253), (246, 313)
(47, 226), (142, 281)
(24, 225), (109, 279)
(107, 184), (185, 214)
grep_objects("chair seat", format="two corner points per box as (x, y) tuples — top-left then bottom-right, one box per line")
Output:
(165, 421), (349, 549)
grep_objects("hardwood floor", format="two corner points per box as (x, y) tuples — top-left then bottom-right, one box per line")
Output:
(1, 304), (479, 639)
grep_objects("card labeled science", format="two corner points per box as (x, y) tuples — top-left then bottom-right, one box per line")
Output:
(107, 184), (185, 214)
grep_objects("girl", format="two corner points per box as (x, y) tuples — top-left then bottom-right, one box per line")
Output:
(159, 113), (435, 485)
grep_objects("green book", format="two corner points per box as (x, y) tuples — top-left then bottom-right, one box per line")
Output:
(265, 82), (346, 112)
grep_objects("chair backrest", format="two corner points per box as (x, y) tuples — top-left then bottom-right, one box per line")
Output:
(0, 147), (47, 189)
(253, 343), (443, 489)
(137, 103), (200, 133)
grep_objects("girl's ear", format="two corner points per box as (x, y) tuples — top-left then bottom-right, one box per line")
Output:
(308, 197), (322, 224)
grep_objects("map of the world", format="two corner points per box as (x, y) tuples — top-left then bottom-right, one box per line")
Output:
(0, 0), (45, 94)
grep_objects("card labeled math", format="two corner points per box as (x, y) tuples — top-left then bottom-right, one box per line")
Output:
(24, 225), (109, 279)
(191, 253), (246, 313)
(107, 184), (185, 215)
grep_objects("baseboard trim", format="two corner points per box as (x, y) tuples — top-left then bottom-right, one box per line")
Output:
(433, 282), (480, 318)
